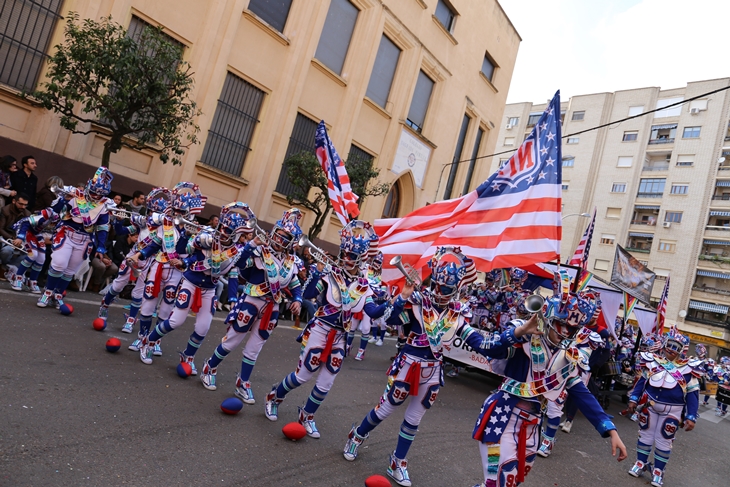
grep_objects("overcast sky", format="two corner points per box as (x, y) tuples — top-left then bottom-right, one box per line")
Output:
(499, 0), (730, 104)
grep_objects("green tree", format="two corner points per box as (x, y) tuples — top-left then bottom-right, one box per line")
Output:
(27, 13), (200, 167)
(282, 151), (390, 240)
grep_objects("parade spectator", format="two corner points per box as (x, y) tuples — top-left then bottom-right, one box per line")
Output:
(112, 194), (123, 206)
(0, 193), (31, 275)
(0, 156), (18, 208)
(90, 251), (118, 293)
(10, 156), (38, 211)
(111, 233), (138, 268)
(124, 190), (147, 216)
(209, 215), (219, 228)
(35, 176), (64, 211)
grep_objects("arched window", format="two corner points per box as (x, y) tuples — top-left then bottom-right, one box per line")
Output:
(382, 180), (401, 218)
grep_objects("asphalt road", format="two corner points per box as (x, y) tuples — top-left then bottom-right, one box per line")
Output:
(1, 286), (728, 487)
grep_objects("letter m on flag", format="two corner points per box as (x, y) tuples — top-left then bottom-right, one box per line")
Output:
(507, 140), (535, 177)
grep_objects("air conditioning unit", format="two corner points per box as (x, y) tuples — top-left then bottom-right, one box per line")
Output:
(663, 222), (671, 228)
(690, 107), (700, 115)
(506, 124), (514, 130)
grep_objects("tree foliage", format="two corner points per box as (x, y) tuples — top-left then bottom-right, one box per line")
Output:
(27, 13), (201, 167)
(282, 151), (391, 240)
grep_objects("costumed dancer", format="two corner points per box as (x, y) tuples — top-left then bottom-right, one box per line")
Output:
(465, 273), (627, 487)
(130, 183), (205, 356)
(98, 188), (171, 336)
(701, 358), (716, 407)
(342, 247), (478, 487)
(138, 202), (254, 373)
(626, 327), (701, 487)
(263, 220), (392, 439)
(199, 209), (304, 402)
(715, 356), (730, 416)
(11, 207), (59, 293)
(37, 168), (113, 310)
(347, 249), (387, 360)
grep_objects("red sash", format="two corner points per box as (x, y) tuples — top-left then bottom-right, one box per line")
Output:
(259, 301), (274, 332)
(320, 329), (337, 365)
(191, 287), (203, 313)
(152, 263), (164, 298)
(404, 362), (421, 396)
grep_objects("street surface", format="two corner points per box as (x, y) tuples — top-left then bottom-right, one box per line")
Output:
(1, 287), (728, 487)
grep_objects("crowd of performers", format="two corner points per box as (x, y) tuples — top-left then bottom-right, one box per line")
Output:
(6, 166), (729, 487)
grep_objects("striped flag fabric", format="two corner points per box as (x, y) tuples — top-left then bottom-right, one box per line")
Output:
(652, 274), (670, 334)
(315, 121), (360, 226)
(567, 207), (596, 270)
(376, 91), (563, 283)
(623, 292), (638, 319)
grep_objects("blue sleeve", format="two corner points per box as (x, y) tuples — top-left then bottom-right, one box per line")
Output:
(567, 380), (616, 437)
(227, 273), (239, 303)
(303, 272), (325, 300)
(176, 232), (190, 255)
(139, 239), (162, 259)
(238, 242), (257, 263)
(51, 198), (67, 213)
(94, 213), (109, 254)
(16, 219), (31, 240)
(364, 297), (391, 319)
(460, 325), (525, 359)
(629, 376), (647, 402)
(685, 390), (699, 422)
(289, 283), (302, 302)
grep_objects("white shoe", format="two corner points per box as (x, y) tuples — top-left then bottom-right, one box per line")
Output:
(153, 342), (163, 356)
(128, 339), (142, 352)
(234, 376), (255, 404)
(264, 386), (280, 421)
(375, 338), (383, 346)
(561, 420), (572, 433)
(298, 407), (320, 439)
(28, 280), (41, 294)
(139, 340), (154, 365)
(387, 451), (412, 487)
(200, 361), (217, 391)
(368, 336), (377, 344)
(10, 274), (23, 291)
(343, 425), (368, 461)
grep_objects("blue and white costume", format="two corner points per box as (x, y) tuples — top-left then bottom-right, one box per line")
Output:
(200, 209), (304, 403)
(346, 250), (388, 360)
(11, 207), (58, 294)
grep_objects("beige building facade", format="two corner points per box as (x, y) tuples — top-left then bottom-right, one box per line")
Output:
(0, 0), (520, 247)
(493, 78), (730, 355)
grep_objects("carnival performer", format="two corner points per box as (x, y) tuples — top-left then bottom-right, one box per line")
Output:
(10, 207), (58, 293)
(627, 327), (701, 487)
(714, 356), (729, 417)
(97, 188), (171, 336)
(128, 183), (204, 356)
(342, 246), (478, 487)
(463, 273), (627, 487)
(346, 250), (387, 360)
(137, 202), (254, 373)
(37, 167), (113, 310)
(701, 357), (717, 407)
(199, 209), (304, 402)
(263, 220), (393, 439)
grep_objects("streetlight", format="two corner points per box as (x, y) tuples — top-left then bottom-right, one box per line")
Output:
(561, 212), (591, 220)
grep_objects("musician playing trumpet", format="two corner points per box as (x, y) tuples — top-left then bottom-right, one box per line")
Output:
(264, 220), (395, 440)
(9, 206), (57, 294)
(199, 209), (305, 405)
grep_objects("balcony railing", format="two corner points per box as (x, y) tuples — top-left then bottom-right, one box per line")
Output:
(720, 165), (730, 171)
(637, 192), (664, 198)
(699, 254), (730, 264)
(713, 195), (730, 200)
(630, 220), (657, 226)
(648, 138), (675, 145)
(685, 315), (730, 328)
(625, 246), (650, 253)
(706, 225), (730, 231)
(693, 286), (730, 296)
(642, 165), (669, 171)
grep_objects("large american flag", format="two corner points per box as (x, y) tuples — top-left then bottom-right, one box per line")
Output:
(376, 91), (563, 282)
(315, 121), (360, 226)
(652, 274), (670, 334)
(567, 207), (596, 270)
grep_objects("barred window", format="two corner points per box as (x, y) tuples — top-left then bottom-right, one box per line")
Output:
(406, 70), (434, 133)
(314, 0), (359, 76)
(275, 113), (319, 196)
(247, 0), (293, 33)
(200, 72), (265, 176)
(0, 0), (64, 91)
(127, 16), (184, 50)
(611, 183), (626, 193)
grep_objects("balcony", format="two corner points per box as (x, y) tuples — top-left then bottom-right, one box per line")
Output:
(649, 125), (677, 145)
(626, 233), (653, 253)
(636, 192), (664, 198)
(686, 314), (730, 329)
(699, 255), (730, 271)
(642, 164), (669, 172)
(719, 164), (730, 172)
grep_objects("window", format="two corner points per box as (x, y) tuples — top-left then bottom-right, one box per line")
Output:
(628, 106), (644, 117)
(481, 53), (496, 82)
(0, 0), (64, 91)
(665, 211), (682, 223)
(654, 97), (683, 118)
(562, 157), (575, 167)
(507, 117), (519, 127)
(463, 126), (484, 195)
(682, 126), (701, 138)
(670, 184), (689, 195)
(649, 124), (677, 144)
(275, 113), (319, 195)
(611, 183), (627, 193)
(689, 99), (708, 111)
(247, 0), (293, 32)
(434, 0), (457, 32)
(571, 111), (585, 121)
(366, 35), (401, 108)
(617, 156), (633, 167)
(314, 0), (359, 75)
(382, 180), (401, 218)
(566, 137), (579, 144)
(637, 178), (666, 198)
(504, 137), (515, 146)
(658, 240), (676, 252)
(526, 113), (541, 127)
(347, 144), (374, 201)
(600, 234), (616, 245)
(406, 70), (434, 133)
(623, 131), (638, 141)
(562, 183), (569, 191)
(127, 16), (184, 49)
(676, 154), (694, 166)
(443, 114), (470, 199)
(606, 207), (622, 219)
(200, 73), (265, 176)
(594, 259), (610, 271)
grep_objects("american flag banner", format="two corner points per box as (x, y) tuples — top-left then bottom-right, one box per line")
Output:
(652, 274), (670, 334)
(315, 121), (360, 226)
(567, 207), (596, 270)
(376, 91), (563, 283)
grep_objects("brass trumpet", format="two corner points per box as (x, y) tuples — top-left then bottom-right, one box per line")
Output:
(107, 206), (139, 220)
(50, 184), (79, 199)
(523, 293), (546, 333)
(0, 237), (28, 254)
(390, 255), (420, 285)
(298, 236), (344, 276)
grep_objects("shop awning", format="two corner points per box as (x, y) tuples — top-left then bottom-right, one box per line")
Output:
(635, 205), (660, 210)
(717, 180), (730, 187)
(704, 239), (730, 246)
(722, 150), (730, 156)
(688, 300), (729, 314)
(651, 124), (678, 130)
(697, 270), (730, 279)
(710, 210), (730, 217)
(628, 232), (654, 238)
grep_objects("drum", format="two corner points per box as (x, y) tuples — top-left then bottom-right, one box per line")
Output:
(717, 385), (730, 406)
(597, 360), (621, 377)
(702, 381), (718, 396)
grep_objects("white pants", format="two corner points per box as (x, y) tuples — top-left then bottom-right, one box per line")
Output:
(637, 402), (683, 454)
(293, 323), (346, 394)
(50, 230), (92, 277)
(167, 278), (216, 337)
(221, 295), (278, 360)
(140, 261), (181, 321)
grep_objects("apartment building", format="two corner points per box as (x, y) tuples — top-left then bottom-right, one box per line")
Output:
(0, 0), (520, 246)
(493, 78), (730, 356)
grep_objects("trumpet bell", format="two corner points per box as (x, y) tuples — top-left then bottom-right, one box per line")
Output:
(389, 255), (402, 267)
(524, 294), (545, 314)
